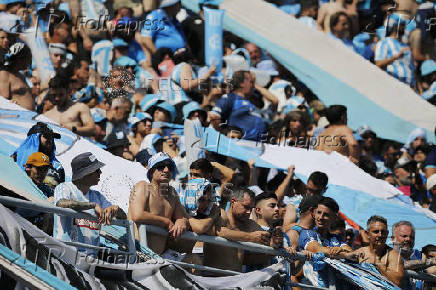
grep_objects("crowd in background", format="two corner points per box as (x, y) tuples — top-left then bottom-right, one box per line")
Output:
(1, 0), (436, 288)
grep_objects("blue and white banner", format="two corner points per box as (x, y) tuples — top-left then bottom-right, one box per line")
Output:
(200, 126), (436, 248)
(91, 40), (113, 77)
(22, 27), (55, 84)
(183, 0), (436, 144)
(204, 7), (224, 81)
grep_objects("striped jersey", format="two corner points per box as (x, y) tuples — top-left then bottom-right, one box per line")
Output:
(375, 37), (415, 85)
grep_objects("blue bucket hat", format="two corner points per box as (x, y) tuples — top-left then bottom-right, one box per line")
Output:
(140, 94), (162, 112)
(150, 102), (176, 122)
(113, 56), (137, 67)
(129, 112), (152, 128)
(147, 152), (177, 180)
(198, 0), (222, 5)
(182, 101), (206, 120)
(421, 60), (436, 77)
(159, 0), (180, 8)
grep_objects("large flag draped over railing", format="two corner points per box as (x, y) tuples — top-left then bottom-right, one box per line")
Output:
(182, 0), (436, 144)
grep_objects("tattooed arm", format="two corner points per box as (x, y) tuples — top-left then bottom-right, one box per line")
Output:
(56, 199), (97, 211)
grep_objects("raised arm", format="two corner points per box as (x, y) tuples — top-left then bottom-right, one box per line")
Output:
(275, 165), (295, 203)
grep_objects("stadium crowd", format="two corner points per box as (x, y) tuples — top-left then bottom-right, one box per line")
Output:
(1, 0), (436, 288)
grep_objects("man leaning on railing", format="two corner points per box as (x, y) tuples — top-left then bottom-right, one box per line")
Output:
(53, 152), (126, 256)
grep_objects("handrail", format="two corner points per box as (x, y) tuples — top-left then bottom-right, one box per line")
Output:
(405, 270), (436, 283)
(0, 195), (136, 259)
(138, 224), (307, 261)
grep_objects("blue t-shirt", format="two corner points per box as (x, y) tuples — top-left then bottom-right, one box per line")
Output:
(140, 9), (185, 52)
(53, 182), (112, 255)
(128, 39), (146, 64)
(212, 93), (267, 141)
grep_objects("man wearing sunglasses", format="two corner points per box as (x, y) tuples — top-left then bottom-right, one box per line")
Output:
(129, 152), (191, 255)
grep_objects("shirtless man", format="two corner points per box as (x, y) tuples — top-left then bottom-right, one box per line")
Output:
(0, 42), (34, 110)
(204, 188), (282, 272)
(317, 0), (359, 36)
(354, 215), (404, 287)
(43, 74), (96, 137)
(315, 105), (359, 163)
(128, 153), (190, 255)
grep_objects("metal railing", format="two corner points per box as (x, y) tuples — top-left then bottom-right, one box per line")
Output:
(0, 196), (136, 261)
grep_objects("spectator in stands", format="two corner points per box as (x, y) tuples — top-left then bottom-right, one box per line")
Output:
(90, 108), (107, 145)
(128, 153), (190, 255)
(12, 122), (64, 181)
(189, 158), (214, 180)
(44, 74), (96, 137)
(421, 244), (436, 275)
(391, 221), (436, 280)
(128, 112), (153, 156)
(204, 188), (282, 272)
(254, 192), (280, 230)
(105, 131), (133, 160)
(244, 42), (262, 67)
(427, 174), (436, 213)
(139, 0), (186, 56)
(401, 128), (427, 160)
(281, 170), (328, 228)
(316, 105), (359, 163)
(209, 70), (267, 141)
(48, 43), (67, 71)
(54, 152), (126, 255)
(25, 152), (54, 199)
(298, 0), (319, 29)
(298, 197), (354, 287)
(355, 215), (404, 286)
(329, 11), (354, 50)
(105, 96), (133, 137)
(317, 0), (359, 35)
(330, 218), (346, 239)
(0, 42), (33, 110)
(375, 13), (415, 87)
(419, 59), (436, 103)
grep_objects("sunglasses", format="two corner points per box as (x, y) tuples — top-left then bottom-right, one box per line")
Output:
(155, 161), (174, 172)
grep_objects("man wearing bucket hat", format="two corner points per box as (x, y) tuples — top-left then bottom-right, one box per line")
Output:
(129, 152), (190, 255)
(54, 152), (126, 255)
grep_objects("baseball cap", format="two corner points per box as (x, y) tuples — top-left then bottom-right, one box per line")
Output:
(27, 122), (61, 139)
(71, 152), (105, 181)
(147, 152), (176, 180)
(421, 60), (436, 77)
(357, 125), (376, 139)
(427, 174), (436, 191)
(106, 131), (130, 150)
(26, 152), (51, 167)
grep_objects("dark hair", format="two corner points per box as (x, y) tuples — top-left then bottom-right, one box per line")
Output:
(255, 191), (277, 205)
(151, 47), (173, 74)
(231, 187), (255, 202)
(308, 171), (328, 189)
(366, 215), (387, 228)
(49, 10), (71, 37)
(190, 158), (214, 176)
(358, 156), (377, 177)
(415, 144), (431, 155)
(330, 217), (346, 231)
(299, 194), (322, 214)
(317, 196), (339, 213)
(330, 11), (349, 32)
(300, 0), (318, 11)
(49, 73), (69, 89)
(326, 105), (347, 124)
(231, 70), (249, 91)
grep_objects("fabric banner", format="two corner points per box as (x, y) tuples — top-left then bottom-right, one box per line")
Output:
(184, 118), (206, 168)
(91, 40), (113, 77)
(22, 27), (55, 84)
(182, 0), (436, 144)
(204, 7), (224, 81)
(201, 126), (436, 248)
